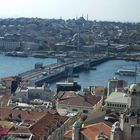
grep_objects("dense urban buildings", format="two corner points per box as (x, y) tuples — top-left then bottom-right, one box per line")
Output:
(0, 17), (140, 140)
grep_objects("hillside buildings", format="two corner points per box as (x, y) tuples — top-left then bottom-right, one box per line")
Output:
(15, 84), (53, 102)
(56, 91), (103, 116)
(64, 83), (140, 140)
(0, 107), (79, 140)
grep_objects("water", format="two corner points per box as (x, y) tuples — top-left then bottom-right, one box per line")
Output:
(0, 54), (140, 89)
(0, 54), (57, 78)
(50, 60), (140, 89)
(74, 60), (140, 88)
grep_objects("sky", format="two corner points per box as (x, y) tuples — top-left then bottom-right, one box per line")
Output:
(0, 0), (140, 22)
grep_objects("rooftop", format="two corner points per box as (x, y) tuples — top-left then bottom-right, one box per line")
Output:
(0, 107), (69, 139)
(105, 92), (128, 104)
(64, 122), (111, 140)
(0, 107), (49, 124)
(84, 111), (113, 127)
(81, 123), (111, 140)
(58, 95), (101, 107)
(1, 76), (15, 81)
(0, 128), (10, 137)
(30, 112), (69, 139)
(57, 91), (77, 99)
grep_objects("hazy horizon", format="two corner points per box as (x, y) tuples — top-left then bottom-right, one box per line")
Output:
(0, 0), (140, 23)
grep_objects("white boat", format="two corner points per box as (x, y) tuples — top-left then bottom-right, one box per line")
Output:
(115, 69), (136, 76)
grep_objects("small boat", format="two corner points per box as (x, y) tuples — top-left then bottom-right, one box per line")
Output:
(15, 52), (28, 57)
(5, 52), (16, 56)
(115, 69), (136, 76)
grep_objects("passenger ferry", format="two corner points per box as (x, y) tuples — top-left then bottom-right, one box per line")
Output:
(115, 69), (136, 76)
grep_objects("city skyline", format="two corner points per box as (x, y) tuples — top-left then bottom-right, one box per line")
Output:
(0, 0), (140, 22)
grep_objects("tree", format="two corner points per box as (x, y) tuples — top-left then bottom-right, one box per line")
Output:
(104, 87), (108, 97)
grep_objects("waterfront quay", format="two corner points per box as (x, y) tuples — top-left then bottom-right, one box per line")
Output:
(19, 56), (111, 86)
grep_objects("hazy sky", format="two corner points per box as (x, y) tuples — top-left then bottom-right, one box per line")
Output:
(0, 0), (140, 22)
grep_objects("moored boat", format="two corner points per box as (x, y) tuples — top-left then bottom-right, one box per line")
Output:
(115, 69), (136, 76)
(5, 51), (28, 57)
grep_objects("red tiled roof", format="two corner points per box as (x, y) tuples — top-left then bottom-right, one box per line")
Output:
(30, 112), (69, 139)
(0, 107), (49, 123)
(60, 91), (77, 99)
(0, 128), (10, 137)
(58, 95), (101, 107)
(81, 122), (111, 140)
(64, 122), (111, 140)
(1, 107), (69, 139)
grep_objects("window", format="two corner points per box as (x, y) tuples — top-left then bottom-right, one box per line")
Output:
(72, 109), (78, 112)
(83, 110), (88, 113)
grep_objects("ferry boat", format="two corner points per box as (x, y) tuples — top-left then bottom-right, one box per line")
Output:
(115, 69), (136, 76)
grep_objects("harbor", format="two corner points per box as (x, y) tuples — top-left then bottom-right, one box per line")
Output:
(50, 59), (140, 89)
(0, 54), (140, 88)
